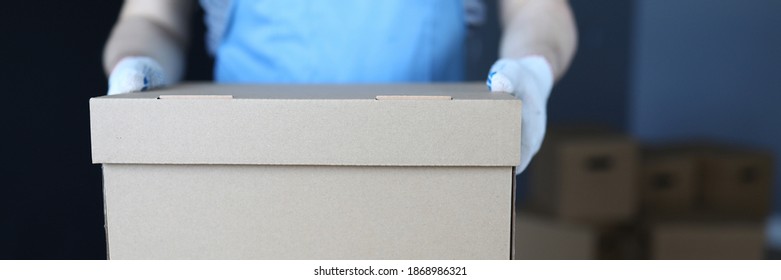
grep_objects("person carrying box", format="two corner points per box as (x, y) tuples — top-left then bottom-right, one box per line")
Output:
(103, 0), (577, 172)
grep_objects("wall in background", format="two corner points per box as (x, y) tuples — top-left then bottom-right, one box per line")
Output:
(629, 0), (781, 245)
(547, 0), (636, 131)
(0, 2), (213, 260)
(515, 0), (637, 204)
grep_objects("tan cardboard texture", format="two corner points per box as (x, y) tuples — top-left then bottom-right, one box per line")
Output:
(90, 83), (522, 260)
(91, 83), (520, 166)
(105, 165), (513, 259)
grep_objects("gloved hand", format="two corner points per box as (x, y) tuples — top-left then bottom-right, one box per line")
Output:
(486, 56), (554, 174)
(107, 56), (168, 95)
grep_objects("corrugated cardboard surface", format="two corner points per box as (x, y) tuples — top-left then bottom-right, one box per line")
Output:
(514, 211), (596, 260)
(100, 83), (519, 100)
(650, 220), (766, 260)
(90, 83), (521, 166)
(104, 165), (513, 259)
(93, 83), (520, 259)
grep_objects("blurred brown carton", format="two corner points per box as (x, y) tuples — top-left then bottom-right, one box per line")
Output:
(649, 216), (766, 260)
(515, 210), (644, 259)
(598, 224), (646, 260)
(529, 127), (639, 224)
(640, 143), (773, 218)
(640, 150), (699, 216)
(515, 211), (597, 259)
(699, 148), (773, 217)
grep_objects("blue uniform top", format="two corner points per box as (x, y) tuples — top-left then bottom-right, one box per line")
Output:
(201, 0), (468, 83)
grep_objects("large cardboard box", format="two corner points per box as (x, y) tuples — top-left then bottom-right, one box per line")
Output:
(529, 128), (639, 224)
(640, 151), (699, 216)
(649, 218), (766, 260)
(640, 144), (773, 218)
(515, 211), (643, 259)
(90, 83), (521, 260)
(699, 149), (773, 217)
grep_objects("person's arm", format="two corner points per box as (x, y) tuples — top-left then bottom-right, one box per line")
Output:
(499, 0), (577, 80)
(103, 0), (193, 94)
(487, 0), (578, 173)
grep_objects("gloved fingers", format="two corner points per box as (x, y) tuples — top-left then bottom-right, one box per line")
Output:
(518, 138), (533, 173)
(487, 56), (554, 174)
(487, 56), (554, 98)
(107, 56), (167, 95)
(517, 100), (547, 174)
(486, 58), (523, 94)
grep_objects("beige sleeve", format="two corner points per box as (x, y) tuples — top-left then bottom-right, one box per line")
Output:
(498, 0), (578, 81)
(103, 0), (194, 82)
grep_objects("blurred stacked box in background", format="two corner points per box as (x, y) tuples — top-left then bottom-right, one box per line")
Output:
(642, 145), (772, 259)
(647, 214), (765, 260)
(641, 145), (773, 217)
(527, 127), (639, 224)
(515, 211), (644, 260)
(517, 127), (642, 259)
(640, 149), (699, 216)
(697, 146), (773, 217)
(514, 212), (596, 260)
(515, 127), (774, 259)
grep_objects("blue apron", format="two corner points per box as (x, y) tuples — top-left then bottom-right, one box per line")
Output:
(214, 0), (466, 83)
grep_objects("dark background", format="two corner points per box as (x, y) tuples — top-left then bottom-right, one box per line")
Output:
(2, 0), (778, 259)
(1, 1), (215, 259)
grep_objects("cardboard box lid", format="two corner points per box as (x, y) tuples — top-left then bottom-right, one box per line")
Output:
(90, 83), (521, 166)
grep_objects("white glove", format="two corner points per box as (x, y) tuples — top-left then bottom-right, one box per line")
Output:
(487, 56), (554, 174)
(107, 56), (168, 95)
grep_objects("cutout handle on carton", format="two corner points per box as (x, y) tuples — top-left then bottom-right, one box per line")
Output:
(375, 95), (453, 100)
(585, 155), (613, 172)
(739, 166), (757, 185)
(652, 172), (674, 190)
(157, 95), (234, 100)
